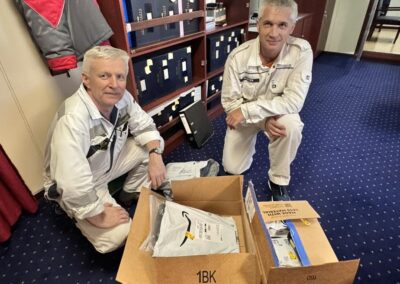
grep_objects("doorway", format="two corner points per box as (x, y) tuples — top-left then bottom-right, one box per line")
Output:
(357, 0), (400, 61)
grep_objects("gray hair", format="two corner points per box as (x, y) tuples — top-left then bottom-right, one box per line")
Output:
(258, 0), (298, 23)
(82, 46), (130, 75)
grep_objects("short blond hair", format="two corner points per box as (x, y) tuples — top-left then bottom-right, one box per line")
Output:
(258, 0), (298, 23)
(82, 46), (129, 75)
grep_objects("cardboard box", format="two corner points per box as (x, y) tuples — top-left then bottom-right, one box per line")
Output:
(117, 177), (360, 283)
(117, 176), (262, 284)
(244, 182), (360, 284)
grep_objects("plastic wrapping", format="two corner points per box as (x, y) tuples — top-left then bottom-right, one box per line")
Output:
(140, 195), (239, 257)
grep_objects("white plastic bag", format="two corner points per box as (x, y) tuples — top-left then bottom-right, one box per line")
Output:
(152, 200), (239, 257)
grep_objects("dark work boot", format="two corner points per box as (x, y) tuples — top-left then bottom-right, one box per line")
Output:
(116, 190), (140, 209)
(268, 180), (291, 201)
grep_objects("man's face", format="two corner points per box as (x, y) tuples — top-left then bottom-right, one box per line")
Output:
(82, 58), (127, 113)
(257, 5), (295, 59)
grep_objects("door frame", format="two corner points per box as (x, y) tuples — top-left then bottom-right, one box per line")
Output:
(355, 0), (400, 62)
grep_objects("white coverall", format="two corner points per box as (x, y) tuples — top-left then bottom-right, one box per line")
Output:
(43, 84), (163, 253)
(221, 36), (313, 186)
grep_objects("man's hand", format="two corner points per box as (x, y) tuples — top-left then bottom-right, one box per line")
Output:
(265, 116), (287, 138)
(86, 203), (129, 228)
(148, 153), (166, 189)
(226, 108), (245, 129)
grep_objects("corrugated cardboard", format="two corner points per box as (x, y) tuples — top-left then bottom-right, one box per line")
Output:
(117, 176), (261, 284)
(245, 183), (360, 284)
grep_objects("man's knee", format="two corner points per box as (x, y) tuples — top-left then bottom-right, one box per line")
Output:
(223, 164), (243, 175)
(222, 155), (250, 175)
(277, 115), (303, 138)
(90, 221), (131, 254)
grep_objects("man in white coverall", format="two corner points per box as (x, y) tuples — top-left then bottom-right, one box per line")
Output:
(221, 0), (313, 201)
(43, 46), (167, 253)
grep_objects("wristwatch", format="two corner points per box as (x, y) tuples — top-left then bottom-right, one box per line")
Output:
(149, 147), (163, 155)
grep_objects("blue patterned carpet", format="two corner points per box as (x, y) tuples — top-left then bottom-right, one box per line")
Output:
(1, 53), (400, 283)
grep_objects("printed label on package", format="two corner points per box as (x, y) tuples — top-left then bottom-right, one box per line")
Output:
(195, 220), (223, 243)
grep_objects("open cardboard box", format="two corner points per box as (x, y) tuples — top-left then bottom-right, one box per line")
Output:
(116, 176), (359, 283)
(116, 176), (261, 284)
(245, 182), (360, 283)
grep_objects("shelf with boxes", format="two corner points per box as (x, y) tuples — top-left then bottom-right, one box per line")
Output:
(204, 0), (249, 117)
(205, 24), (247, 119)
(97, 0), (249, 153)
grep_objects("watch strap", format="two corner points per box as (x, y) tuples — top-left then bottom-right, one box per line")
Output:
(149, 147), (162, 155)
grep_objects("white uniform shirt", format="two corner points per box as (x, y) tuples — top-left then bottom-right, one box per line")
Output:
(43, 84), (162, 219)
(221, 36), (313, 124)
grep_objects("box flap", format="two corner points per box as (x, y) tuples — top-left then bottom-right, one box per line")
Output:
(117, 188), (156, 284)
(291, 219), (338, 265)
(171, 175), (243, 202)
(258, 201), (320, 222)
(267, 259), (360, 284)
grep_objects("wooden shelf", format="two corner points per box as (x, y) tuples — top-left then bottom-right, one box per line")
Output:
(127, 11), (205, 32)
(206, 20), (249, 35)
(207, 91), (221, 103)
(130, 32), (204, 58)
(98, 0), (249, 153)
(164, 129), (186, 155)
(142, 77), (205, 112)
(207, 103), (224, 120)
(206, 67), (224, 79)
(157, 117), (180, 134)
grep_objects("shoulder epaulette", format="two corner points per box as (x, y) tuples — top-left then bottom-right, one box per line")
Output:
(287, 36), (311, 51)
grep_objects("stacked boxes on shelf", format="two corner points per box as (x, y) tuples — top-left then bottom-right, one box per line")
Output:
(206, 74), (223, 98)
(122, 0), (201, 48)
(133, 45), (193, 106)
(148, 86), (201, 129)
(207, 27), (245, 72)
(122, 0), (179, 48)
(98, 0), (250, 152)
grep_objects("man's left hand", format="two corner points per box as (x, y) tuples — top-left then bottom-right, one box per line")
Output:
(226, 108), (245, 129)
(148, 153), (167, 189)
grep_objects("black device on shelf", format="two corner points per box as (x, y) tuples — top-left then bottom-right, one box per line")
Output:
(180, 100), (214, 148)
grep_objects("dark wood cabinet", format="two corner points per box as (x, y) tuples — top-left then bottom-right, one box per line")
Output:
(296, 0), (328, 57)
(291, 13), (313, 40)
(97, 0), (249, 154)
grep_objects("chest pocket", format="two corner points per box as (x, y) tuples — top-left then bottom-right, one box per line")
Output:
(240, 76), (259, 101)
(115, 122), (129, 145)
(269, 79), (285, 95)
(87, 135), (110, 176)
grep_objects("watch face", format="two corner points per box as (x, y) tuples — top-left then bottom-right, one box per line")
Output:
(150, 147), (163, 155)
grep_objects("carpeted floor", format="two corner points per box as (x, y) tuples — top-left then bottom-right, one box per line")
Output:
(1, 53), (400, 283)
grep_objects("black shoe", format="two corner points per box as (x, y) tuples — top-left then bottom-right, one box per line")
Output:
(53, 203), (66, 215)
(268, 181), (291, 201)
(116, 191), (140, 209)
(153, 180), (174, 200)
(200, 159), (220, 177)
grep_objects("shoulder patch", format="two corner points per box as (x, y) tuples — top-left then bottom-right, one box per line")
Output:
(288, 36), (311, 51)
(229, 40), (252, 58)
